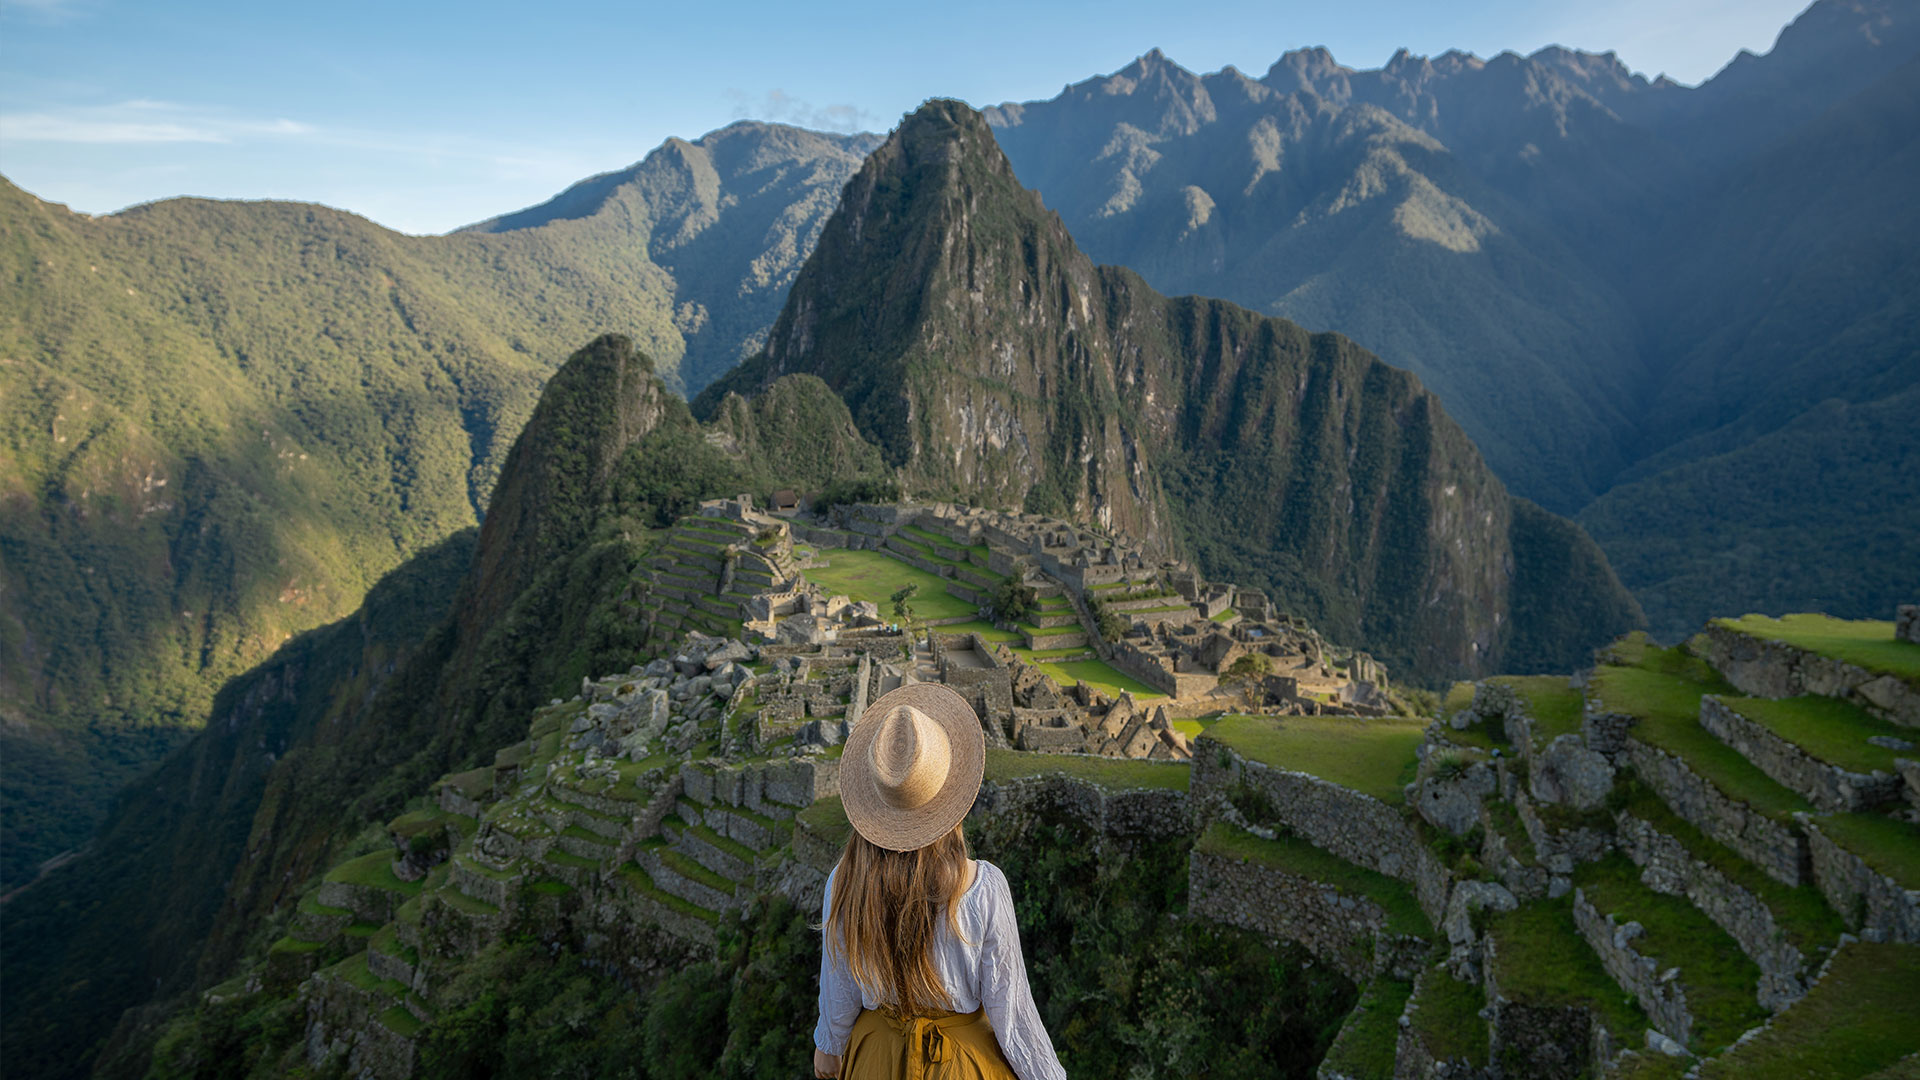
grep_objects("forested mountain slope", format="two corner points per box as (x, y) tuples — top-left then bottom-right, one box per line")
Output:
(0, 123), (871, 885)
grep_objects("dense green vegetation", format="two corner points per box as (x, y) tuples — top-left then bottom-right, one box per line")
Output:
(969, 807), (1357, 1077)
(1, 335), (892, 1078)
(0, 123), (876, 885)
(1485, 897), (1646, 1041)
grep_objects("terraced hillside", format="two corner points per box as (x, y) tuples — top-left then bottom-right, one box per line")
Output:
(143, 608), (1919, 1078)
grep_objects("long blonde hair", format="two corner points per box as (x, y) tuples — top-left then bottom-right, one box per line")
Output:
(826, 824), (972, 1017)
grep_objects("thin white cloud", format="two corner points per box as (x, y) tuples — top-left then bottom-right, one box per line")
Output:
(726, 89), (876, 133)
(0, 100), (313, 144)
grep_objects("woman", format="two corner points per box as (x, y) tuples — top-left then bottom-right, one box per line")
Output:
(812, 683), (1066, 1080)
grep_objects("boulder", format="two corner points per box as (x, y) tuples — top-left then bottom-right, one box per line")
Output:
(643, 658), (674, 679)
(703, 640), (752, 670)
(1416, 760), (1498, 836)
(1443, 880), (1518, 946)
(1530, 735), (1616, 811)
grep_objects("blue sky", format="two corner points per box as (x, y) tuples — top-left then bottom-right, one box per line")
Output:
(0, 0), (1814, 235)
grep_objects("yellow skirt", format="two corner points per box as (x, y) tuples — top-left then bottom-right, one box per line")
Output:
(842, 1006), (1017, 1080)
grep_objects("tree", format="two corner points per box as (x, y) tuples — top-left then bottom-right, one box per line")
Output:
(1087, 598), (1128, 642)
(889, 583), (919, 621)
(988, 578), (1037, 623)
(1224, 652), (1275, 684)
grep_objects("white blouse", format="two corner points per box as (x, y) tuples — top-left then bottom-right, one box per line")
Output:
(814, 859), (1067, 1080)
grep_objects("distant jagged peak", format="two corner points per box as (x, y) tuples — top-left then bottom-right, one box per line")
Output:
(458, 120), (879, 234)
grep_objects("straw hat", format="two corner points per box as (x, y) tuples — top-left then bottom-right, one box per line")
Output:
(840, 682), (986, 852)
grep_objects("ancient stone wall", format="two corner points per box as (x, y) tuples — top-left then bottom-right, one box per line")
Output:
(1189, 848), (1428, 983)
(1898, 605), (1919, 646)
(1194, 742), (1451, 926)
(1625, 739), (1807, 886)
(969, 773), (1190, 843)
(1803, 818), (1920, 943)
(1698, 697), (1902, 812)
(1702, 624), (1920, 727)
(1615, 812), (1809, 1009)
(1571, 888), (1694, 1043)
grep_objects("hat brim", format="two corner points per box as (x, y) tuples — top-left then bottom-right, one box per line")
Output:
(840, 682), (986, 852)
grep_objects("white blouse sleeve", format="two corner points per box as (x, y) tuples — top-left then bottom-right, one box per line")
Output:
(814, 867), (865, 1055)
(977, 864), (1067, 1080)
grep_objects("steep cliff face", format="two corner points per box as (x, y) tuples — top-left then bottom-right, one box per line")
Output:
(702, 101), (1641, 679)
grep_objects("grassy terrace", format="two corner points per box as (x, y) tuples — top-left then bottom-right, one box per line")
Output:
(934, 620), (1023, 643)
(1591, 660), (1811, 821)
(325, 852), (422, 895)
(1487, 898), (1646, 1040)
(1035, 658), (1166, 701)
(983, 747), (1190, 791)
(1489, 675), (1584, 744)
(1699, 942), (1920, 1079)
(1171, 714), (1224, 741)
(1619, 787), (1843, 950)
(1204, 714), (1424, 804)
(797, 795), (852, 848)
(1813, 811), (1920, 891)
(1197, 822), (1431, 936)
(1718, 695), (1913, 775)
(617, 862), (719, 924)
(1008, 645), (1095, 663)
(1715, 614), (1920, 682)
(330, 951), (409, 998)
(1409, 971), (1489, 1066)
(803, 549), (977, 622)
(1318, 978), (1414, 1079)
(1575, 854), (1768, 1051)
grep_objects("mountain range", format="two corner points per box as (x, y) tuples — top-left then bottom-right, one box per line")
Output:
(3, 98), (1638, 1077)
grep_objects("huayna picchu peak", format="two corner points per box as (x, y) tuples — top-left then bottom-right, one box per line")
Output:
(699, 99), (1643, 682)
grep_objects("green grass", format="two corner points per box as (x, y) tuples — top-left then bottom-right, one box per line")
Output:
(1318, 978), (1414, 1079)
(1486, 898), (1646, 1040)
(983, 747), (1191, 791)
(1171, 715), (1223, 741)
(324, 852), (422, 895)
(560, 824), (617, 847)
(1437, 721), (1511, 753)
(1409, 970), (1489, 1065)
(1036, 658), (1167, 701)
(527, 879), (573, 896)
(1575, 854), (1768, 1051)
(1488, 675), (1584, 744)
(442, 767), (493, 800)
(802, 548), (977, 622)
(1442, 682), (1476, 716)
(1593, 665), (1811, 820)
(1210, 608), (1238, 622)
(384, 807), (451, 838)
(1715, 614), (1920, 682)
(1485, 799), (1539, 867)
(297, 893), (353, 919)
(659, 849), (738, 894)
(1205, 714), (1425, 804)
(797, 795), (852, 848)
(330, 952), (407, 997)
(379, 1004), (424, 1038)
(617, 863), (720, 924)
(344, 921), (383, 939)
(1699, 943), (1920, 1079)
(689, 823), (758, 864)
(268, 935), (327, 955)
(543, 848), (604, 871)
(933, 620), (1023, 643)
(1008, 646), (1095, 663)
(1197, 822), (1431, 937)
(1718, 696), (1912, 775)
(1618, 786), (1842, 950)
(1813, 812), (1920, 892)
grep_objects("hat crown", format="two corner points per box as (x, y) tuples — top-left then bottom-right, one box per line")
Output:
(869, 704), (951, 811)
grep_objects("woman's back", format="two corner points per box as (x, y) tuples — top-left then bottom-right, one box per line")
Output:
(810, 683), (1065, 1080)
(816, 858), (1064, 1080)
